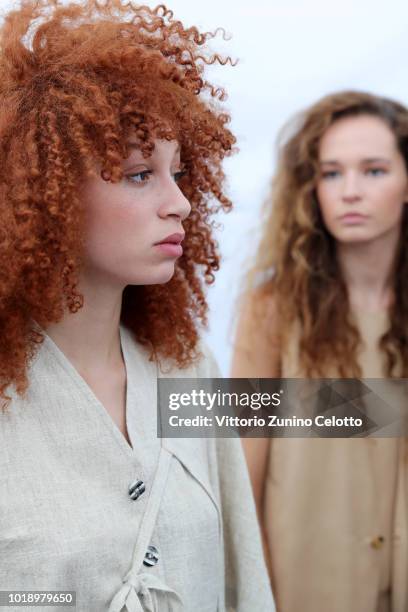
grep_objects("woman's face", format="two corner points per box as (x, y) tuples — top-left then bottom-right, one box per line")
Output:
(80, 139), (191, 287)
(316, 114), (408, 245)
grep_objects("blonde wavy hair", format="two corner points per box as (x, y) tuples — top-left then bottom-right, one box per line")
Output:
(249, 90), (408, 377)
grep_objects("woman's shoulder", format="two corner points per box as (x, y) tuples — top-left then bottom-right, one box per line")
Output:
(239, 280), (279, 329)
(120, 324), (221, 379)
(231, 281), (281, 377)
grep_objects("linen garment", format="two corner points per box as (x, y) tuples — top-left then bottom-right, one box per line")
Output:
(265, 309), (408, 612)
(0, 325), (275, 612)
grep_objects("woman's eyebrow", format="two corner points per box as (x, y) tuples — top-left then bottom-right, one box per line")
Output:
(361, 157), (391, 164)
(319, 157), (391, 165)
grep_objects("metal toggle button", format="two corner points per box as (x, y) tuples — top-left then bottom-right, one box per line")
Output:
(370, 535), (385, 550)
(143, 545), (159, 567)
(128, 479), (145, 501)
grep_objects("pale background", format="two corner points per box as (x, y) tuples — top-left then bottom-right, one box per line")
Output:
(2, 0), (408, 373)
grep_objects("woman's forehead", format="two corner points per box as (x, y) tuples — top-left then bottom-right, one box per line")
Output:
(318, 115), (397, 160)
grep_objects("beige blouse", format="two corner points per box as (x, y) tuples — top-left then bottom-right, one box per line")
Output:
(265, 309), (408, 612)
(0, 325), (275, 611)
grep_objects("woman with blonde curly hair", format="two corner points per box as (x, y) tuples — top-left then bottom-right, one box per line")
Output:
(0, 1), (274, 610)
(232, 90), (408, 612)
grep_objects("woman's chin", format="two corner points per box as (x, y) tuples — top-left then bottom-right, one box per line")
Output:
(133, 264), (177, 286)
(331, 228), (374, 244)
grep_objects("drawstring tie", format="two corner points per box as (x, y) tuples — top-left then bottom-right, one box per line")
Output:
(108, 568), (182, 612)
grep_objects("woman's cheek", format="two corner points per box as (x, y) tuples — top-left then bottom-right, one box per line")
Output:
(317, 189), (333, 223)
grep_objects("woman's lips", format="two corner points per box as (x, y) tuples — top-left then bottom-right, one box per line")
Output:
(155, 243), (183, 257)
(154, 232), (184, 257)
(339, 213), (369, 224)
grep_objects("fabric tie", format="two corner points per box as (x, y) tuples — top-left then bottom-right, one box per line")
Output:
(109, 449), (181, 611)
(108, 569), (182, 612)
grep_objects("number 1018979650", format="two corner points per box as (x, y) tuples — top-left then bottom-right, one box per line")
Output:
(0, 591), (75, 606)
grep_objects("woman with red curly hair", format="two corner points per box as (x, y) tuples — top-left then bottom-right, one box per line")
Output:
(0, 1), (274, 610)
(232, 91), (408, 612)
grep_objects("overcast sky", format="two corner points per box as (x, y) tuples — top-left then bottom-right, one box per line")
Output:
(1, 0), (408, 373)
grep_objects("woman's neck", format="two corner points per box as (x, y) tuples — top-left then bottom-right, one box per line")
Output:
(44, 272), (125, 374)
(336, 226), (400, 313)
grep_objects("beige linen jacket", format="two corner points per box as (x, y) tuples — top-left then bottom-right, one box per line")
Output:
(0, 325), (275, 612)
(265, 312), (408, 612)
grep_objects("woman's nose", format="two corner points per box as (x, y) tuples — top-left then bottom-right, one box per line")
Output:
(158, 180), (191, 221)
(341, 172), (362, 203)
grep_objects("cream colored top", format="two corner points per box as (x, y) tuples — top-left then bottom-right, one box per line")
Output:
(265, 309), (408, 612)
(0, 325), (275, 612)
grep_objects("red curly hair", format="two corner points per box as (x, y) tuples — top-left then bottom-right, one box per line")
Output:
(0, 0), (236, 402)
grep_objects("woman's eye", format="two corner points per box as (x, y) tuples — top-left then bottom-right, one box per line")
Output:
(321, 170), (340, 180)
(366, 167), (386, 176)
(127, 170), (152, 184)
(173, 170), (187, 182)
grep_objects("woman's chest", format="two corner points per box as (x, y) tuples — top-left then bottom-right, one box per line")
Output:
(0, 408), (222, 611)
